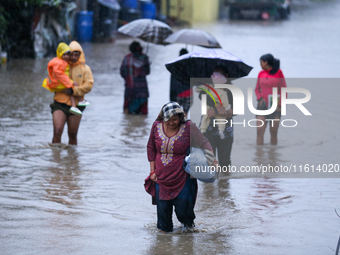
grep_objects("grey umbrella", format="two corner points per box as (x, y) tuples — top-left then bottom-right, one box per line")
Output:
(164, 29), (221, 48)
(117, 18), (173, 46)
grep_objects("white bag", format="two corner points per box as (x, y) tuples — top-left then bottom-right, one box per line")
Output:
(184, 147), (219, 183)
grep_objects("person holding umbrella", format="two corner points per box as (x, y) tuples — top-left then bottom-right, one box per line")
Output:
(120, 41), (150, 115)
(199, 65), (234, 168)
(165, 49), (253, 168)
(169, 48), (192, 118)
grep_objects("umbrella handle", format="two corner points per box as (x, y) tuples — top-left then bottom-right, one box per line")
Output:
(146, 42), (149, 54)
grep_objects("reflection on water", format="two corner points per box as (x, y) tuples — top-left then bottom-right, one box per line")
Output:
(254, 145), (281, 166)
(120, 114), (149, 141)
(148, 233), (195, 255)
(44, 145), (82, 206)
(250, 178), (292, 212)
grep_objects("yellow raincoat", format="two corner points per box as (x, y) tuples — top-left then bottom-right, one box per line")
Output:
(54, 41), (94, 106)
(42, 43), (73, 92)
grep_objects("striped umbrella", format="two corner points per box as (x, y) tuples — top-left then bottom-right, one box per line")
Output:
(118, 19), (173, 46)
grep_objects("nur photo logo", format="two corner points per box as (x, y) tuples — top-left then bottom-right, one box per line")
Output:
(196, 81), (312, 128)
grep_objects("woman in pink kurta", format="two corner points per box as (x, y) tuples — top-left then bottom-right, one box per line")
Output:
(145, 102), (216, 232)
(255, 54), (287, 145)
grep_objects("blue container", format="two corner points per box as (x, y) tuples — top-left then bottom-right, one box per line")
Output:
(122, 0), (138, 9)
(140, 2), (156, 19)
(77, 11), (93, 42)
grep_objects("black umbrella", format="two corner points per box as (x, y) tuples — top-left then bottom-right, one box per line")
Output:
(165, 49), (253, 85)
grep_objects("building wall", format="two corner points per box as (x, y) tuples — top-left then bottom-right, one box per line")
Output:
(161, 0), (219, 24)
(192, 0), (219, 22)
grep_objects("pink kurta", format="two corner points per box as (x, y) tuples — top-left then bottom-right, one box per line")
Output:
(146, 120), (212, 201)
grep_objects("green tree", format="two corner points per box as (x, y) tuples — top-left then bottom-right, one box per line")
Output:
(0, 0), (59, 46)
(0, 7), (8, 46)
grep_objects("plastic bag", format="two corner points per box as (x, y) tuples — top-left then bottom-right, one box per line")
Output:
(184, 147), (219, 183)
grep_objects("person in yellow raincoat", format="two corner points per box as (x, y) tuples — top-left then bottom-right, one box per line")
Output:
(42, 42), (85, 116)
(50, 41), (94, 145)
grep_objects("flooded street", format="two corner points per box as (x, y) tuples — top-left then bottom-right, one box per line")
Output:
(1, 1), (340, 254)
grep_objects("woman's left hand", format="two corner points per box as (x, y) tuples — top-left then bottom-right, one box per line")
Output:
(213, 160), (220, 169)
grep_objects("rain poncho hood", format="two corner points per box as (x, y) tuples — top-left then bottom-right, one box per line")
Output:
(42, 43), (73, 92)
(56, 43), (71, 59)
(69, 41), (86, 65)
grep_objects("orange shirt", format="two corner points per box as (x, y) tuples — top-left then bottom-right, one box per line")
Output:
(46, 57), (73, 89)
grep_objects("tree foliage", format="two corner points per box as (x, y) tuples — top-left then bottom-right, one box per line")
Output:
(0, 7), (8, 45)
(0, 0), (56, 45)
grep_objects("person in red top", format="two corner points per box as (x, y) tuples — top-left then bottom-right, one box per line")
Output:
(255, 54), (287, 145)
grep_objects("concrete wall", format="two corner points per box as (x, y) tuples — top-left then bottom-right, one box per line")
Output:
(192, 0), (220, 22)
(161, 0), (219, 24)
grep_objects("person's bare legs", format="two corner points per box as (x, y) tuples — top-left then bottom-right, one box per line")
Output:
(72, 82), (84, 103)
(70, 95), (77, 108)
(52, 110), (67, 143)
(269, 116), (280, 145)
(256, 115), (267, 145)
(67, 114), (82, 145)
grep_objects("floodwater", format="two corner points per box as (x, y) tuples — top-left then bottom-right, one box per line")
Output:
(1, 1), (340, 254)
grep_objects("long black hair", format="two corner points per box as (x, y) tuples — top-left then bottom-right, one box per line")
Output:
(260, 54), (280, 75)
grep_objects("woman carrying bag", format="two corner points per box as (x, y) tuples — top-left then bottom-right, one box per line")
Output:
(144, 102), (218, 233)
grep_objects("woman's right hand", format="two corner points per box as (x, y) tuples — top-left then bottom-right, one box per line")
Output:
(259, 98), (265, 106)
(150, 172), (158, 182)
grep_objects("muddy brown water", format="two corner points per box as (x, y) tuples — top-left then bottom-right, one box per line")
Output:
(1, 1), (340, 254)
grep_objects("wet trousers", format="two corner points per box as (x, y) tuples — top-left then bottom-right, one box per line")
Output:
(155, 176), (197, 232)
(204, 126), (234, 168)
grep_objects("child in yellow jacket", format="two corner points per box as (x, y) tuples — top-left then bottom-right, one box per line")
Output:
(42, 42), (87, 115)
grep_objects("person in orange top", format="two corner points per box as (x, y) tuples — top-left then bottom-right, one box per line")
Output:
(42, 42), (85, 115)
(50, 41), (93, 145)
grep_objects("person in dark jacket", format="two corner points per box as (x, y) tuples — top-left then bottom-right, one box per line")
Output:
(169, 48), (192, 118)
